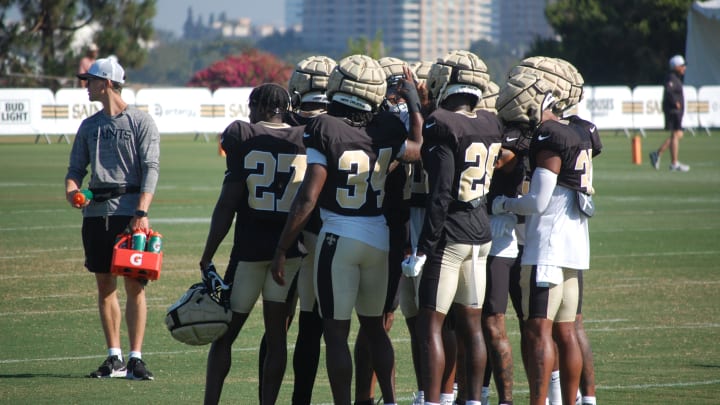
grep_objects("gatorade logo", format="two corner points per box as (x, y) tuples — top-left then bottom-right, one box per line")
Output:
(130, 253), (144, 266)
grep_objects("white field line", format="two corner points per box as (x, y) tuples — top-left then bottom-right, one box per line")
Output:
(0, 217), (211, 232)
(1, 322), (719, 363)
(593, 250), (720, 258)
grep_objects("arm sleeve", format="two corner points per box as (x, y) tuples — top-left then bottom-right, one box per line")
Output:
(417, 144), (454, 255)
(504, 167), (557, 215)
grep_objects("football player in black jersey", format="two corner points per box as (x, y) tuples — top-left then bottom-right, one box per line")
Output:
(503, 56), (599, 405)
(286, 55), (335, 405)
(413, 50), (503, 405)
(256, 56), (337, 405)
(353, 56), (415, 405)
(199, 84), (307, 405)
(270, 55), (423, 405)
(477, 81), (527, 405)
(493, 68), (601, 405)
(397, 59), (447, 405)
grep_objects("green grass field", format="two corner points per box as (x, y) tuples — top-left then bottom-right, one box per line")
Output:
(1, 131), (719, 404)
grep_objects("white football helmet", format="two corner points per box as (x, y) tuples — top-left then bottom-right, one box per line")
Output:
(288, 55), (337, 109)
(427, 50), (491, 108)
(327, 54), (387, 112)
(410, 60), (434, 83)
(508, 56), (583, 112)
(476, 80), (500, 114)
(497, 72), (557, 126)
(378, 56), (410, 86)
(165, 272), (232, 346)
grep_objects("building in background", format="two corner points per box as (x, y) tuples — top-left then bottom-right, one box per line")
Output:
(301, 0), (495, 61)
(498, 0), (556, 55)
(285, 0), (303, 32)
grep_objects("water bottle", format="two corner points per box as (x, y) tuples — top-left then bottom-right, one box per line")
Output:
(131, 230), (147, 251)
(72, 189), (93, 206)
(147, 230), (163, 253)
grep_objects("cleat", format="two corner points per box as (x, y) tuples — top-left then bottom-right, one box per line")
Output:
(125, 357), (154, 381)
(88, 355), (126, 378)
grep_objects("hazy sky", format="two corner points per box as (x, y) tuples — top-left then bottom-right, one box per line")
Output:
(155, 0), (286, 35)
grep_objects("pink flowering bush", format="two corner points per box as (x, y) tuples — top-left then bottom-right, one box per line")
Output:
(188, 49), (292, 90)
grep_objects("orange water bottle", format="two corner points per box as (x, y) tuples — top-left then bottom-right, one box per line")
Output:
(72, 189), (93, 206)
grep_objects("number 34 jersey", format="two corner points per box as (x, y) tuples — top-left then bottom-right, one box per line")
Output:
(303, 112), (408, 218)
(221, 120), (307, 261)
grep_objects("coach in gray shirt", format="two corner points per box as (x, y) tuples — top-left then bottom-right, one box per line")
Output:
(65, 56), (159, 381)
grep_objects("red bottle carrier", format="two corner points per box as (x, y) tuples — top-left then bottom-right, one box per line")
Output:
(111, 234), (163, 280)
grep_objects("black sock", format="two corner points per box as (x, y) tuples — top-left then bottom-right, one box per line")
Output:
(291, 309), (323, 404)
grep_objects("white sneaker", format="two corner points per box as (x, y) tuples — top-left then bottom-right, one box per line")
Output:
(669, 162), (690, 172)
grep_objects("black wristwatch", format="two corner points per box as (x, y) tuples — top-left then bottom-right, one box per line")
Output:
(134, 210), (148, 217)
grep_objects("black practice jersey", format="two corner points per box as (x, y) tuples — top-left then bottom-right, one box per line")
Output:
(304, 112), (407, 217)
(403, 161), (429, 208)
(221, 120), (307, 261)
(567, 115), (603, 158)
(285, 111), (323, 234)
(529, 118), (599, 195)
(488, 124), (533, 205)
(417, 108), (503, 255)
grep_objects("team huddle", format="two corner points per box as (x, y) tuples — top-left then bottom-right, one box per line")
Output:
(182, 49), (602, 405)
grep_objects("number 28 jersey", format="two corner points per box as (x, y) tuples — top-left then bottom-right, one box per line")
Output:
(418, 108), (503, 255)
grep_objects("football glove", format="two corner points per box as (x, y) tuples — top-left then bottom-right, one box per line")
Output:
(401, 254), (427, 278)
(201, 262), (230, 294)
(492, 195), (509, 215)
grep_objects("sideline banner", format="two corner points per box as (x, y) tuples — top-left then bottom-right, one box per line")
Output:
(211, 87), (253, 133)
(579, 86), (633, 131)
(682, 85), (699, 129)
(697, 85), (720, 128)
(0, 89), (56, 135)
(631, 86), (664, 130)
(135, 88), (213, 134)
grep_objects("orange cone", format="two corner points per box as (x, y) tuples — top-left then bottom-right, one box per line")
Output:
(632, 135), (642, 165)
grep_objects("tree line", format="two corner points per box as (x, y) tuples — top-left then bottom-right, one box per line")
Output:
(0, 0), (698, 90)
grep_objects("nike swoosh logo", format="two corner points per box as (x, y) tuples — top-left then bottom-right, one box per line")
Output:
(428, 145), (438, 152)
(506, 137), (518, 142)
(425, 121), (436, 129)
(589, 125), (596, 133)
(537, 134), (550, 141)
(303, 133), (310, 138)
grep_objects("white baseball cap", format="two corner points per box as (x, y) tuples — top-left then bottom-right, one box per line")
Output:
(669, 55), (686, 69)
(77, 57), (125, 84)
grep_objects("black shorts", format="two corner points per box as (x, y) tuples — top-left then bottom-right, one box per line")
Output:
(482, 255), (519, 315)
(664, 111), (683, 131)
(508, 245), (524, 319)
(81, 216), (132, 274)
